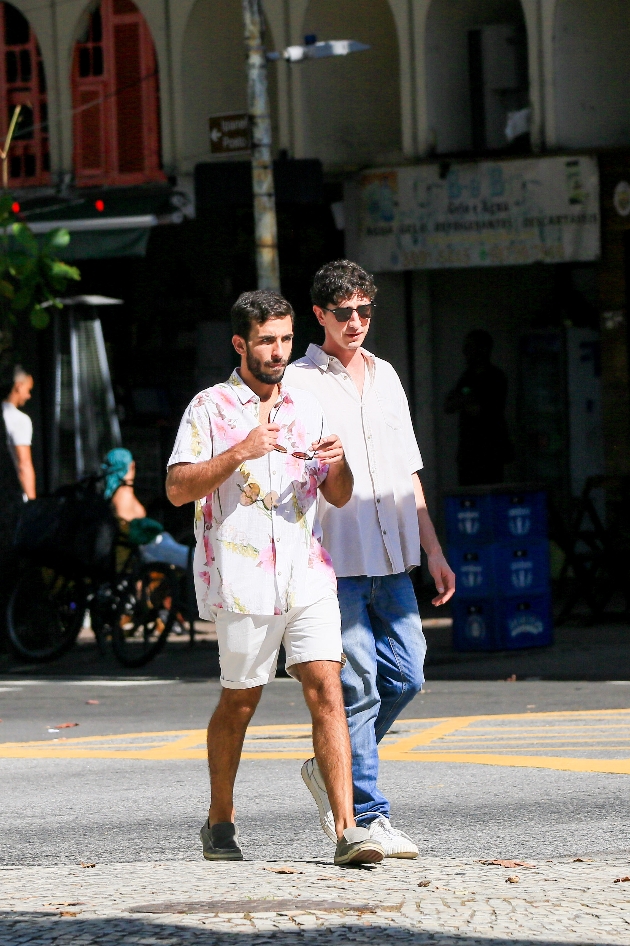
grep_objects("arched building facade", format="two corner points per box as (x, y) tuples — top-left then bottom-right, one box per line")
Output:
(2, 0), (629, 555)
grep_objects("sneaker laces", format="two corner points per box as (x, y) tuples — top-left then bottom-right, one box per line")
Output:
(371, 815), (415, 843)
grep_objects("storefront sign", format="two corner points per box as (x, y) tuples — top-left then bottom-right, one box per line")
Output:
(209, 113), (250, 155)
(347, 156), (600, 271)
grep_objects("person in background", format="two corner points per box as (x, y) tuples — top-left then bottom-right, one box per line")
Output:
(444, 329), (513, 487)
(2, 365), (35, 500)
(102, 447), (189, 570)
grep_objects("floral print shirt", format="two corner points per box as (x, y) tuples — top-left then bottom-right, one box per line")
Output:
(168, 370), (337, 617)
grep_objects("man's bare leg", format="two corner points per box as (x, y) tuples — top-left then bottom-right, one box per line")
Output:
(207, 686), (263, 825)
(294, 660), (354, 838)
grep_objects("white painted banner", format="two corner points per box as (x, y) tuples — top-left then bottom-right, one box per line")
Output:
(346, 156), (600, 271)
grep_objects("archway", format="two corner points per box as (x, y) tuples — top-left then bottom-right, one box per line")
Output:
(72, 0), (164, 186)
(0, 2), (49, 186)
(180, 0), (279, 174)
(301, 0), (401, 168)
(554, 0), (630, 148)
(425, 0), (528, 154)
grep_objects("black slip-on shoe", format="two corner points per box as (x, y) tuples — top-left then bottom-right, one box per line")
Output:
(200, 820), (243, 861)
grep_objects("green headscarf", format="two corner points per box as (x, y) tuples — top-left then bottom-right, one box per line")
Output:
(102, 447), (133, 500)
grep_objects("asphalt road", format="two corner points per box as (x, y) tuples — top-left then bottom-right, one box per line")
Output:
(1, 678), (629, 867)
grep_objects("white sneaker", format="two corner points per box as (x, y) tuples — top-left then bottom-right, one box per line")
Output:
(367, 815), (419, 858)
(301, 757), (336, 842)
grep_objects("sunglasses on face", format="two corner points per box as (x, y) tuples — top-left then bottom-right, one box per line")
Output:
(324, 303), (375, 322)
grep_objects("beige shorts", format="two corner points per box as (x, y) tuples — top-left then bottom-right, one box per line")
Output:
(215, 595), (342, 689)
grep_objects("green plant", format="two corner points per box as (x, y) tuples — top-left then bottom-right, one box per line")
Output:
(0, 193), (80, 348)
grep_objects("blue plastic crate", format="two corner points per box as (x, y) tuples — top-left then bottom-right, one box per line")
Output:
(491, 491), (547, 541)
(493, 540), (550, 597)
(451, 598), (499, 651)
(497, 595), (553, 650)
(449, 545), (495, 598)
(445, 494), (493, 546)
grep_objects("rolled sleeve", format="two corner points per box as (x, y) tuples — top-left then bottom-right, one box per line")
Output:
(167, 401), (213, 467)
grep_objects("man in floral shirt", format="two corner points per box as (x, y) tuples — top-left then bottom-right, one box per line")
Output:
(166, 289), (384, 867)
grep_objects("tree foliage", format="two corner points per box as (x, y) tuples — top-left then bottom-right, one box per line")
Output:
(0, 193), (80, 340)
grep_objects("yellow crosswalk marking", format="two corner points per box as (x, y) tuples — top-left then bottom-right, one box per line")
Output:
(1, 708), (629, 773)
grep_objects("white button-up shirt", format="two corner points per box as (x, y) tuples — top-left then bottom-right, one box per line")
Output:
(285, 345), (422, 577)
(168, 370), (336, 617)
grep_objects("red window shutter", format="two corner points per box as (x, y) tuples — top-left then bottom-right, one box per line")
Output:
(71, 0), (164, 186)
(114, 22), (143, 173)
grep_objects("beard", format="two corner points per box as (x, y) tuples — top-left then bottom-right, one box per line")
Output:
(246, 345), (287, 385)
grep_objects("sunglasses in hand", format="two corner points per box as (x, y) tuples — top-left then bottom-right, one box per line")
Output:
(324, 302), (375, 322)
(272, 418), (324, 461)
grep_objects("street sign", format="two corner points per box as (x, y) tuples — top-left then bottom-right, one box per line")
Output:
(208, 113), (251, 155)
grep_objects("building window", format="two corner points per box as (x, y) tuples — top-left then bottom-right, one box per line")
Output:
(0, 2), (49, 187)
(72, 0), (164, 187)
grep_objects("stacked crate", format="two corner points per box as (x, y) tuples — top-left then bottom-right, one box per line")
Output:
(445, 487), (553, 651)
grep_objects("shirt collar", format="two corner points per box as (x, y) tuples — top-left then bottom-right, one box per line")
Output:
(226, 369), (293, 408)
(305, 343), (375, 375)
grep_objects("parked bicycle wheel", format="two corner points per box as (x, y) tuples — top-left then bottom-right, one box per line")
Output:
(7, 565), (86, 661)
(110, 562), (177, 667)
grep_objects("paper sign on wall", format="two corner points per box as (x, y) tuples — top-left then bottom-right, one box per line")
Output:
(347, 156), (600, 271)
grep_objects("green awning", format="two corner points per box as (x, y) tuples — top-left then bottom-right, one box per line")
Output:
(37, 226), (151, 260)
(11, 184), (186, 260)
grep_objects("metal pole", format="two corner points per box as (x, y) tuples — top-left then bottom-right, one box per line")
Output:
(242, 0), (280, 290)
(69, 308), (84, 479)
(1, 104), (22, 189)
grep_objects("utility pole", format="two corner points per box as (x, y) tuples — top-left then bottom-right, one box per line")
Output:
(1, 105), (22, 189)
(242, 0), (280, 290)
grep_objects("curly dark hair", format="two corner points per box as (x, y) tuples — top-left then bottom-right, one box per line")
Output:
(231, 289), (294, 340)
(310, 259), (377, 309)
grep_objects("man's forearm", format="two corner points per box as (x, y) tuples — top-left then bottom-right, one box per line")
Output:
(412, 472), (442, 554)
(167, 443), (247, 506)
(319, 459), (353, 508)
(18, 462), (36, 500)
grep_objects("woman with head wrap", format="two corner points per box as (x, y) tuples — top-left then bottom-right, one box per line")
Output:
(101, 447), (189, 570)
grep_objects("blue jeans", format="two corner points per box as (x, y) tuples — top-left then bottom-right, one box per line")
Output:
(338, 573), (426, 827)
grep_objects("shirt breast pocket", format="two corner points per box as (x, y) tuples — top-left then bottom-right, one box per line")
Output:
(376, 392), (402, 430)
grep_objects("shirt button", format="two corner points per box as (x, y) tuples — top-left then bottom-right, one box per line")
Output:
(277, 571), (282, 576)
(377, 498), (381, 504)
(382, 531), (387, 536)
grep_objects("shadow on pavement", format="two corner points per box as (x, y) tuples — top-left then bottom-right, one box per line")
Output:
(0, 911), (606, 945)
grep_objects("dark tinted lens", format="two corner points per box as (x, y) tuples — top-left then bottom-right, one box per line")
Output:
(331, 304), (372, 321)
(291, 451), (311, 460)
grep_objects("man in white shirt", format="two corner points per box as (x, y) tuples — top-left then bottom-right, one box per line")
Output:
(2, 366), (35, 500)
(166, 289), (384, 866)
(285, 260), (455, 858)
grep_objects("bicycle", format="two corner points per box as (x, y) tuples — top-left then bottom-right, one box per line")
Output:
(8, 475), (190, 668)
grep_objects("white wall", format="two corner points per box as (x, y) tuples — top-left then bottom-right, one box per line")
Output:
(300, 0), (402, 168)
(553, 0), (630, 149)
(180, 0), (279, 174)
(425, 0), (525, 154)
